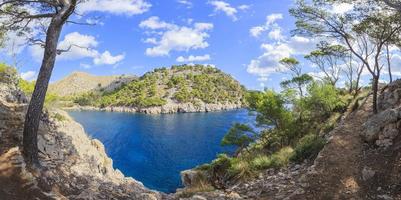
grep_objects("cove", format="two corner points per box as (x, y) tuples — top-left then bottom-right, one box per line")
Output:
(68, 109), (254, 193)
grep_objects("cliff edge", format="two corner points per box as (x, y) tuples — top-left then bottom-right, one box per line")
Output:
(0, 81), (161, 199)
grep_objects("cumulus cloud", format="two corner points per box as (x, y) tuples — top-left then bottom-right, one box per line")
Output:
(250, 13), (283, 38)
(176, 54), (211, 62)
(20, 71), (36, 81)
(209, 1), (238, 21)
(30, 32), (125, 66)
(78, 0), (151, 16)
(208, 1), (250, 21)
(140, 16), (213, 57)
(93, 51), (125, 65)
(57, 32), (99, 60)
(247, 15), (317, 82)
(238, 4), (251, 11)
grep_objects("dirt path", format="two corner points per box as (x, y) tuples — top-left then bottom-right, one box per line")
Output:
(294, 96), (373, 200)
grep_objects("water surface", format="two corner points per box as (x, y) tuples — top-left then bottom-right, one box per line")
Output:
(68, 110), (253, 193)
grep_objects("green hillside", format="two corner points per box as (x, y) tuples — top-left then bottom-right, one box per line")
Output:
(73, 65), (246, 108)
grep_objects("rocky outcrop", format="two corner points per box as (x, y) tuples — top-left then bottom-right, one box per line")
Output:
(362, 79), (401, 148)
(66, 101), (243, 114)
(0, 82), (161, 199)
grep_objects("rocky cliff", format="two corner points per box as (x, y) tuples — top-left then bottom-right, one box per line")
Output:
(0, 81), (161, 199)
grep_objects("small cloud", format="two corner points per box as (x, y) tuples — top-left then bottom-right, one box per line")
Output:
(20, 71), (36, 81)
(250, 13), (283, 38)
(208, 1), (238, 21)
(238, 4), (251, 11)
(139, 16), (213, 57)
(176, 54), (211, 62)
(93, 51), (125, 65)
(177, 0), (193, 8)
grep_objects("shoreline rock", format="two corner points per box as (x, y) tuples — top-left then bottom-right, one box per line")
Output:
(64, 102), (244, 114)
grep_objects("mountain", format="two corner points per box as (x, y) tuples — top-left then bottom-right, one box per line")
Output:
(49, 71), (136, 97)
(72, 65), (246, 113)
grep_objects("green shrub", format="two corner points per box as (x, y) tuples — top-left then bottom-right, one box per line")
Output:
(52, 113), (67, 122)
(251, 155), (272, 170)
(290, 134), (325, 163)
(18, 79), (35, 95)
(0, 63), (17, 84)
(269, 147), (294, 168)
(228, 158), (254, 180)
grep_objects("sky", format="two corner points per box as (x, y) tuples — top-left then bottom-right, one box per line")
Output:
(1, 0), (400, 90)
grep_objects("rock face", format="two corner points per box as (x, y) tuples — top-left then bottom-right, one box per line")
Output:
(362, 79), (401, 148)
(67, 101), (242, 114)
(0, 82), (161, 199)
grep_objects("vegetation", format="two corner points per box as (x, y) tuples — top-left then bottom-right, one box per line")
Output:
(195, 75), (359, 187)
(73, 64), (246, 108)
(0, 63), (17, 84)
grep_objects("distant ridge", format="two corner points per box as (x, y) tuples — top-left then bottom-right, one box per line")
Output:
(49, 71), (136, 96)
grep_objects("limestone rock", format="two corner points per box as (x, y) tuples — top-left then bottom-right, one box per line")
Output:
(362, 167), (376, 181)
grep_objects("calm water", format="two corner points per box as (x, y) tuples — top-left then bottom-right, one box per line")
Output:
(68, 110), (253, 193)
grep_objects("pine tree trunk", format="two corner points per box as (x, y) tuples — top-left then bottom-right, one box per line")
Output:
(23, 19), (64, 166)
(372, 77), (379, 114)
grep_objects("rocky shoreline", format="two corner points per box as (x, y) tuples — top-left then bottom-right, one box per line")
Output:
(64, 102), (243, 114)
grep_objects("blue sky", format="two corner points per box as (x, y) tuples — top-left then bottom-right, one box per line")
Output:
(2, 0), (399, 90)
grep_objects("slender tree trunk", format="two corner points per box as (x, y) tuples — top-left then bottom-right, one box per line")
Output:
(372, 76), (379, 114)
(354, 64), (364, 96)
(386, 44), (393, 83)
(23, 19), (64, 166)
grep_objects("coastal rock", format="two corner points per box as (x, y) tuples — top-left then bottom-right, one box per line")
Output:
(0, 82), (161, 199)
(67, 101), (243, 115)
(181, 169), (208, 188)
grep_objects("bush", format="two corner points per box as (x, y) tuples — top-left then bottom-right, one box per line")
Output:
(228, 158), (254, 180)
(290, 134), (325, 163)
(0, 64), (17, 84)
(52, 113), (67, 122)
(18, 79), (35, 95)
(269, 147), (294, 168)
(251, 155), (272, 170)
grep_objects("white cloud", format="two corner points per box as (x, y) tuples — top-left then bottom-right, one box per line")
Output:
(139, 16), (176, 29)
(30, 32), (124, 66)
(20, 71), (36, 81)
(238, 4), (251, 11)
(78, 0), (151, 16)
(250, 13), (283, 38)
(176, 54), (211, 62)
(57, 32), (99, 60)
(140, 17), (213, 57)
(266, 13), (283, 24)
(247, 36), (316, 79)
(268, 27), (284, 40)
(250, 26), (265, 38)
(247, 14), (317, 82)
(208, 1), (238, 21)
(94, 51), (125, 65)
(177, 0), (193, 8)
